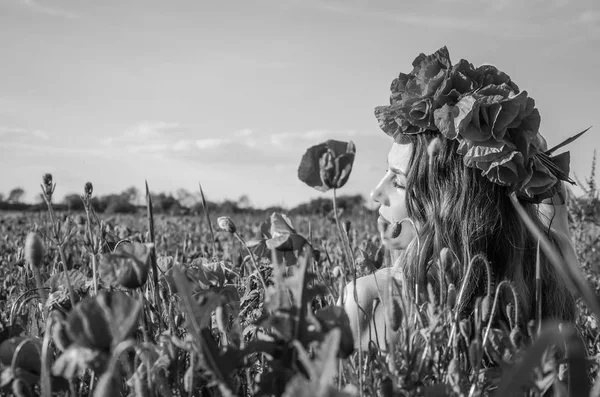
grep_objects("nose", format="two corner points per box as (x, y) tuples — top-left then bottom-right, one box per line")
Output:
(370, 178), (389, 207)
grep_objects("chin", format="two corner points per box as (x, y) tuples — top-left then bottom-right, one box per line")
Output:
(381, 235), (408, 251)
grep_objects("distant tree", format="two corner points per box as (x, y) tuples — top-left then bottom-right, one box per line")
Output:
(238, 194), (252, 209)
(8, 187), (25, 203)
(151, 192), (183, 214)
(191, 199), (219, 215)
(290, 194), (365, 216)
(104, 194), (137, 214)
(0, 193), (4, 202)
(220, 199), (240, 214)
(63, 194), (85, 211)
(176, 188), (196, 208)
(122, 186), (139, 205)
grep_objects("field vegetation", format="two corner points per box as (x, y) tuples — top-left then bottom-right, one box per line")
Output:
(0, 143), (599, 397)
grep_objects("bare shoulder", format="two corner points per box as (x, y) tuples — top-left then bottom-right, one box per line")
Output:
(342, 268), (393, 306)
(341, 268), (395, 349)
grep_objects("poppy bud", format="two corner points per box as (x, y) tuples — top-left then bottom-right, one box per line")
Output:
(84, 181), (93, 197)
(367, 340), (379, 362)
(343, 220), (351, 237)
(389, 297), (403, 332)
(509, 326), (524, 348)
(312, 249), (321, 263)
(332, 266), (342, 279)
(42, 173), (54, 198)
(24, 232), (44, 269)
(459, 319), (472, 340)
(446, 283), (457, 309)
(468, 338), (481, 367)
(215, 305), (228, 334)
(427, 282), (436, 306)
(481, 295), (492, 323)
(506, 303), (515, 329)
(217, 217), (236, 234)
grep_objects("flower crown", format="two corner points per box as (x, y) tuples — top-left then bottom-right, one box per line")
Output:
(375, 46), (588, 203)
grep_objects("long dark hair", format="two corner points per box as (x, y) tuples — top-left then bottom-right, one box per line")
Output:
(398, 131), (575, 325)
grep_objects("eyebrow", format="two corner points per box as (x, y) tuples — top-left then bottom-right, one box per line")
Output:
(387, 162), (407, 176)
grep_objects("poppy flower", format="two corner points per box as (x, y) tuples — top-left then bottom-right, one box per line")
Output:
(298, 140), (356, 192)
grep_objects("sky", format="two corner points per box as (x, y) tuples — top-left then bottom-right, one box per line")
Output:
(0, 0), (599, 208)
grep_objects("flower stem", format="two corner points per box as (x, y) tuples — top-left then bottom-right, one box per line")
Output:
(90, 253), (98, 296)
(234, 233), (268, 291)
(332, 188), (363, 397)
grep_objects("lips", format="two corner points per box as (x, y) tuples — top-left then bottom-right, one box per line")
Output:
(377, 214), (389, 232)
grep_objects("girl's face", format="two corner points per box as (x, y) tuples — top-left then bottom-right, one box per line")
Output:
(371, 143), (416, 250)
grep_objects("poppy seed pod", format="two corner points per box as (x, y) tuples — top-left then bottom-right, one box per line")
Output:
(217, 217), (236, 234)
(24, 232), (44, 269)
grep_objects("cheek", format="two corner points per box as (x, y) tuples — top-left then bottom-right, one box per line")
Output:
(383, 190), (415, 250)
(388, 190), (408, 222)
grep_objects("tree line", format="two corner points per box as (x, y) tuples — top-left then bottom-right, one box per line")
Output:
(0, 186), (370, 216)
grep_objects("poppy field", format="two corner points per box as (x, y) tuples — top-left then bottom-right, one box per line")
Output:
(0, 140), (599, 397)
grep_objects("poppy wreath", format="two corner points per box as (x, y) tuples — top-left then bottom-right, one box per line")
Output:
(374, 46), (584, 203)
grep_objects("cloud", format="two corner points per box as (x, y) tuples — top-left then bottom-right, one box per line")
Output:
(0, 126), (111, 157)
(269, 129), (358, 148)
(0, 126), (51, 141)
(104, 121), (185, 145)
(18, 0), (79, 19)
(0, 141), (106, 156)
(173, 139), (194, 151)
(578, 10), (600, 23)
(234, 128), (254, 137)
(103, 122), (365, 168)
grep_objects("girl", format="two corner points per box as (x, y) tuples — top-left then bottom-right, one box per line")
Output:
(344, 47), (581, 350)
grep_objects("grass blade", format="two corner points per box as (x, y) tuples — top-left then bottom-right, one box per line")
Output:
(145, 180), (163, 334)
(198, 182), (217, 257)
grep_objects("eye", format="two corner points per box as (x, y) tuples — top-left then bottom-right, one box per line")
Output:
(392, 177), (406, 189)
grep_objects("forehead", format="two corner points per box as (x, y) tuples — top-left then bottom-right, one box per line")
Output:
(388, 143), (413, 172)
